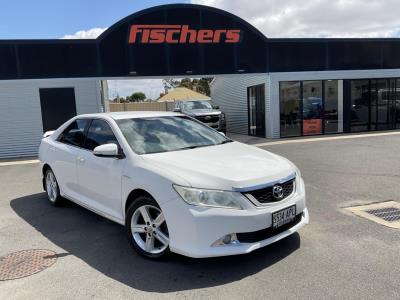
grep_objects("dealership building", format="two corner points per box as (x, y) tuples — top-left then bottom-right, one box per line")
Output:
(1, 4), (400, 158)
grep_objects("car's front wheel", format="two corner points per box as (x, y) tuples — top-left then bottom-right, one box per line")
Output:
(45, 168), (63, 206)
(125, 196), (170, 259)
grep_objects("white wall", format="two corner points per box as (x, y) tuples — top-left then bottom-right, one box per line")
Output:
(0, 79), (102, 158)
(210, 74), (269, 135)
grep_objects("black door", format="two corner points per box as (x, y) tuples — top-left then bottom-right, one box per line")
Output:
(247, 84), (266, 137)
(40, 88), (77, 132)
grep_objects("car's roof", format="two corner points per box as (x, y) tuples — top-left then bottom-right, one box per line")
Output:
(78, 111), (182, 120)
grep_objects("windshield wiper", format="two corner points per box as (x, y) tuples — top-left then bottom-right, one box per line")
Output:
(175, 140), (232, 152)
(175, 144), (212, 151)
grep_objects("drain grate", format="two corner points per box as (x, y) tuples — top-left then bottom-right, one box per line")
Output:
(365, 207), (400, 222)
(345, 201), (400, 229)
(0, 249), (57, 281)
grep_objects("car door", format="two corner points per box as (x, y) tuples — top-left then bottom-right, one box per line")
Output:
(51, 119), (89, 199)
(76, 118), (125, 221)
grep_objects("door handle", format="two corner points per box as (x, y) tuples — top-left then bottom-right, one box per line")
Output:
(49, 146), (56, 152)
(77, 156), (85, 163)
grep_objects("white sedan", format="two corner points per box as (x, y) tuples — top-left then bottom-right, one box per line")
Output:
(39, 112), (308, 259)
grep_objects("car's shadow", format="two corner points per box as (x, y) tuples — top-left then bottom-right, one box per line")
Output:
(11, 193), (301, 292)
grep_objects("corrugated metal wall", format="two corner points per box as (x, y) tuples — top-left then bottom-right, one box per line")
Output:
(210, 74), (269, 135)
(0, 79), (101, 158)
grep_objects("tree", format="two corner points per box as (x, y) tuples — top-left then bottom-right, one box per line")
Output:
(179, 78), (193, 90)
(195, 78), (212, 96)
(127, 92), (146, 102)
(112, 95), (127, 103)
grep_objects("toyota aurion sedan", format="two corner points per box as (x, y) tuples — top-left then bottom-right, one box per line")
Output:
(39, 112), (308, 259)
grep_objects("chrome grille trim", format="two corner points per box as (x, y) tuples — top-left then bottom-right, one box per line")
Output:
(242, 176), (296, 206)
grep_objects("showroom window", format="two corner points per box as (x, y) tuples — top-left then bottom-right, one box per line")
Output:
(395, 80), (400, 129)
(350, 80), (370, 132)
(350, 78), (400, 132)
(324, 80), (343, 133)
(302, 81), (323, 135)
(280, 80), (343, 137)
(371, 79), (389, 131)
(280, 81), (301, 137)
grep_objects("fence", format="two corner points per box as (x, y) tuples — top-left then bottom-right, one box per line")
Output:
(109, 102), (175, 112)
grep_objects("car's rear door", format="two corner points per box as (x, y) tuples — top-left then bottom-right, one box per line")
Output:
(76, 118), (125, 222)
(51, 119), (89, 199)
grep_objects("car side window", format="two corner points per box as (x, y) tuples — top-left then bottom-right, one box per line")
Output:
(84, 119), (119, 151)
(58, 119), (89, 147)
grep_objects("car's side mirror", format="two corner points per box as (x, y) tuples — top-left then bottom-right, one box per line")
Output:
(219, 132), (226, 136)
(213, 105), (220, 109)
(93, 143), (124, 158)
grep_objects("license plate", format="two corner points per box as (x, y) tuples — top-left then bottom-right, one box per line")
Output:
(272, 205), (296, 229)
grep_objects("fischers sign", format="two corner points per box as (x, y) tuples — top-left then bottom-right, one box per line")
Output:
(128, 25), (242, 44)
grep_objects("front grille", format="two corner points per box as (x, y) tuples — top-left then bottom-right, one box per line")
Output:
(196, 115), (220, 124)
(236, 214), (302, 243)
(244, 178), (295, 204)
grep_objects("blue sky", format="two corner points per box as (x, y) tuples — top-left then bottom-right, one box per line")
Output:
(1, 1), (398, 40)
(0, 0), (185, 39)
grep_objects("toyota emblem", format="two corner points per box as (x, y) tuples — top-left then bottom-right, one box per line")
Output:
(272, 185), (284, 199)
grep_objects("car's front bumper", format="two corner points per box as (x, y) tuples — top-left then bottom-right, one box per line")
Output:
(161, 179), (308, 258)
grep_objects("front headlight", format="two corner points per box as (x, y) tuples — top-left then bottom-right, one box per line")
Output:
(173, 185), (246, 210)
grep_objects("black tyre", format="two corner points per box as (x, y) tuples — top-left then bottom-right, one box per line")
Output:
(125, 195), (170, 259)
(44, 168), (63, 206)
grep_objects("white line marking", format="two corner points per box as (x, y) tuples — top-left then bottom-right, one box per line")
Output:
(0, 159), (40, 167)
(254, 131), (400, 147)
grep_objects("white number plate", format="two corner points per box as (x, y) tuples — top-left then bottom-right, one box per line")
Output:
(272, 205), (296, 229)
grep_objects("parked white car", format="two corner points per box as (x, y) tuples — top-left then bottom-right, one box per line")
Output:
(39, 112), (308, 259)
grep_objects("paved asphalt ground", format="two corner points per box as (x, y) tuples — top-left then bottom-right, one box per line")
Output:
(1, 133), (400, 299)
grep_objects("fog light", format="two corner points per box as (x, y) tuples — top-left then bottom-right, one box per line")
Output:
(211, 233), (239, 246)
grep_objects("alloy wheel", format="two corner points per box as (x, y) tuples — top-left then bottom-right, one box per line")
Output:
(131, 205), (169, 255)
(46, 171), (58, 202)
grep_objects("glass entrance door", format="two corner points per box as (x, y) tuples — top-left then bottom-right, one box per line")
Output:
(247, 84), (266, 137)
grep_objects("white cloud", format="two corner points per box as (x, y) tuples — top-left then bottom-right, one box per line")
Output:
(191, 0), (400, 38)
(61, 27), (107, 39)
(107, 79), (165, 100)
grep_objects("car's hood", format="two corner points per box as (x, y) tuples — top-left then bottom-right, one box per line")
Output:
(142, 142), (295, 191)
(183, 109), (221, 116)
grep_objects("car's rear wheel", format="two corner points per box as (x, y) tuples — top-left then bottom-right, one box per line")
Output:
(125, 196), (170, 259)
(45, 168), (63, 206)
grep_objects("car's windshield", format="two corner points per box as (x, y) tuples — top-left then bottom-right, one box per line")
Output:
(116, 116), (230, 155)
(182, 101), (213, 110)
